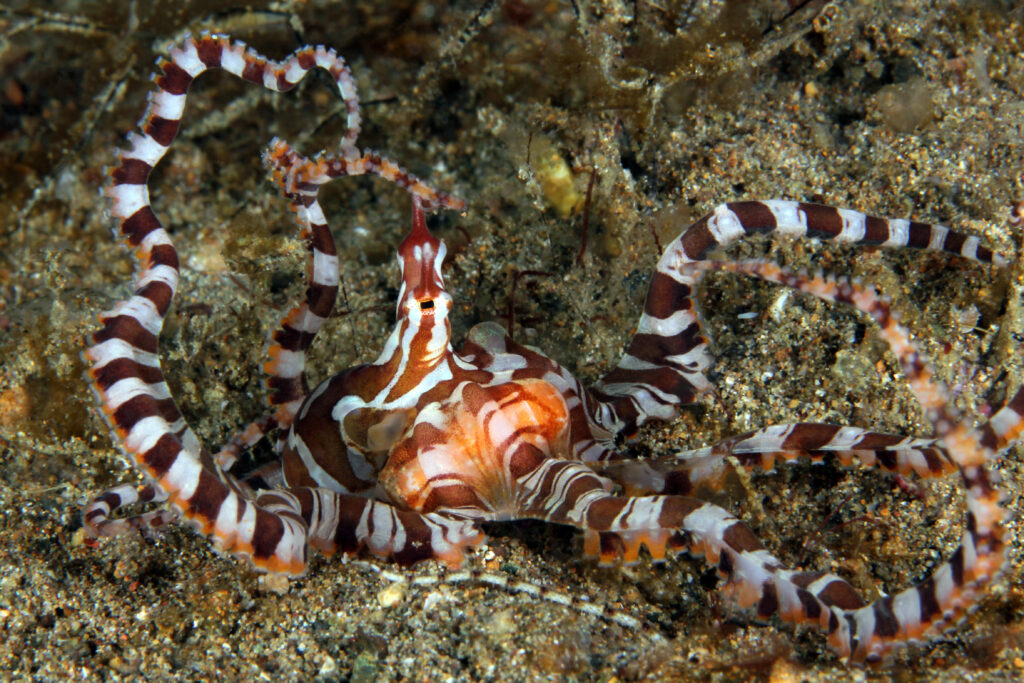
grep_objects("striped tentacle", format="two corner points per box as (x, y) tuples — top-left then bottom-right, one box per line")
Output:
(255, 142), (344, 448)
(515, 462), (866, 633)
(82, 483), (176, 537)
(84, 33), (380, 573)
(256, 487), (485, 567)
(515, 457), (1002, 662)
(263, 138), (466, 213)
(595, 426), (955, 498)
(592, 201), (1005, 435)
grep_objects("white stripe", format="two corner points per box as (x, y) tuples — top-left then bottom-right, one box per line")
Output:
(482, 351), (528, 373)
(517, 460), (555, 511)
(621, 497), (663, 531)
(883, 219), (909, 247)
(596, 382), (677, 420)
(110, 295), (162, 335)
(576, 441), (610, 462)
(289, 431), (347, 492)
(988, 406), (1021, 438)
(850, 606), (877, 651)
(614, 354), (659, 371)
(180, 427), (201, 455)
(122, 131), (167, 166)
(636, 309), (695, 337)
(213, 493), (239, 540)
(545, 465), (584, 513)
(136, 264), (179, 292)
(774, 577), (802, 616)
(707, 205), (745, 245)
(161, 452), (202, 503)
(732, 424), (795, 453)
(348, 447), (377, 483)
(891, 588), (921, 632)
(822, 425), (870, 450)
(87, 338), (159, 368)
(566, 488), (609, 523)
(763, 200), (806, 236)
(104, 377), (172, 410)
(928, 225), (948, 251)
(263, 68), (279, 91)
(426, 518), (454, 555)
(276, 520), (306, 570)
(314, 46), (338, 69)
(933, 563), (955, 609)
(107, 183), (149, 218)
(961, 528), (978, 570)
(900, 449), (931, 478)
(122, 415), (172, 455)
(355, 502), (371, 543)
(309, 490), (339, 541)
(368, 504), (396, 552)
(837, 208), (866, 242)
(312, 251), (339, 286)
(169, 38), (205, 77)
(665, 345), (713, 375)
(234, 500), (257, 547)
(452, 353), (479, 371)
(284, 60), (306, 84)
(961, 235), (979, 260)
(139, 227), (173, 252)
(149, 89), (187, 121)
(335, 69), (357, 102)
(271, 348), (305, 378)
(805, 574), (842, 597)
(287, 308), (327, 334)
(306, 201), (327, 225)
(220, 43), (247, 76)
(682, 503), (736, 541)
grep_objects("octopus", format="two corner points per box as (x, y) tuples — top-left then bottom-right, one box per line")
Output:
(82, 33), (1016, 663)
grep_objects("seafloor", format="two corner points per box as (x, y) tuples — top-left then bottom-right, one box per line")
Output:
(1, 1), (1023, 680)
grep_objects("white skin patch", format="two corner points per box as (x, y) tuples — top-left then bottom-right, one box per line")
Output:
(149, 89), (187, 120)
(123, 131), (167, 166)
(104, 377), (172, 411)
(884, 219), (910, 247)
(87, 338), (159, 368)
(837, 208), (866, 242)
(762, 200), (806, 236)
(110, 296), (162, 336)
(312, 251), (339, 286)
(107, 183), (150, 218)
(169, 38), (205, 77)
(708, 205), (746, 244)
(220, 43), (247, 76)
(636, 309), (696, 337)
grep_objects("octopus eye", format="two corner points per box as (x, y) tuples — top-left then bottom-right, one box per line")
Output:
(419, 300), (434, 311)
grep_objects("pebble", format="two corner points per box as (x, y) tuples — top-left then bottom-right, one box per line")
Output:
(376, 581), (405, 608)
